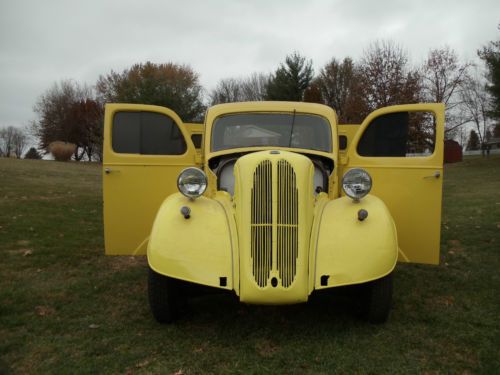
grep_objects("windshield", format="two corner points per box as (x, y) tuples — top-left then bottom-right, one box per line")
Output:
(211, 113), (332, 152)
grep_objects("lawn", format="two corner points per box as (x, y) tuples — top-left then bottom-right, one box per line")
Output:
(0, 156), (499, 374)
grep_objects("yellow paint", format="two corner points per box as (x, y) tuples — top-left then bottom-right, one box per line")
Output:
(147, 194), (234, 289)
(103, 104), (197, 255)
(344, 103), (445, 264)
(103, 101), (445, 304)
(234, 150), (315, 304)
(314, 195), (398, 288)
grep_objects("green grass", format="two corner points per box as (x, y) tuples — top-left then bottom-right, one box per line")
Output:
(1, 156), (499, 374)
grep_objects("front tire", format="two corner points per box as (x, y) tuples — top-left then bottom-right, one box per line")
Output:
(362, 273), (393, 324)
(148, 267), (180, 323)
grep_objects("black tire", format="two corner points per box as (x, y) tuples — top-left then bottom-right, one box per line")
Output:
(362, 273), (393, 324)
(148, 267), (180, 323)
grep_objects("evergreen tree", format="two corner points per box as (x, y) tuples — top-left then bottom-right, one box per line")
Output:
(24, 147), (42, 159)
(478, 25), (500, 121)
(467, 130), (480, 150)
(266, 52), (313, 101)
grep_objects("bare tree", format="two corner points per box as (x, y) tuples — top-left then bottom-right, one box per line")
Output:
(210, 78), (244, 105)
(422, 46), (472, 137)
(359, 40), (421, 110)
(0, 127), (12, 157)
(315, 57), (369, 123)
(13, 127), (28, 158)
(241, 73), (268, 101)
(461, 71), (491, 145)
(210, 73), (269, 105)
(0, 126), (28, 158)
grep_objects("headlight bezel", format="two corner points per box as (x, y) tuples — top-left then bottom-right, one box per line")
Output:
(177, 167), (207, 199)
(342, 168), (372, 202)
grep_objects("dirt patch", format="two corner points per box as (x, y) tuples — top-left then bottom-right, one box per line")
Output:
(255, 338), (280, 357)
(35, 305), (56, 317)
(108, 256), (147, 272)
(430, 296), (455, 307)
(447, 239), (464, 254)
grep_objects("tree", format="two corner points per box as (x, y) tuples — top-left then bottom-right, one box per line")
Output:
(210, 78), (244, 104)
(0, 126), (27, 158)
(359, 40), (421, 110)
(266, 52), (313, 101)
(461, 72), (491, 145)
(467, 130), (480, 150)
(0, 126), (15, 157)
(241, 73), (268, 101)
(422, 46), (472, 136)
(314, 57), (369, 123)
(12, 127), (27, 158)
(478, 25), (500, 122)
(96, 62), (205, 121)
(492, 123), (500, 137)
(33, 80), (96, 160)
(24, 147), (41, 159)
(210, 73), (269, 105)
(67, 99), (104, 161)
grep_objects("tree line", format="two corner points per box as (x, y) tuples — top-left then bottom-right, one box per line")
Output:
(3, 33), (498, 161)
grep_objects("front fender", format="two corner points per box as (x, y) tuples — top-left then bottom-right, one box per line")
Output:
(147, 193), (233, 290)
(314, 195), (398, 289)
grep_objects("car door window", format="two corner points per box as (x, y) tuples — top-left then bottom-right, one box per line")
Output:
(112, 111), (187, 155)
(357, 111), (436, 157)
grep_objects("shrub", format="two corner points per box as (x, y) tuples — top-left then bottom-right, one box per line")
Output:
(24, 147), (42, 160)
(48, 141), (76, 161)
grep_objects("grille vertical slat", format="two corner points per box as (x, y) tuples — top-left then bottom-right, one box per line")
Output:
(277, 160), (299, 288)
(251, 160), (272, 287)
(251, 158), (299, 288)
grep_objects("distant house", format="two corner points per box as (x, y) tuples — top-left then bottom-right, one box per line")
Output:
(444, 139), (462, 163)
(485, 137), (500, 149)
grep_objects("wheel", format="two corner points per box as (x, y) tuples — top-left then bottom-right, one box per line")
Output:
(362, 272), (393, 324)
(148, 267), (181, 323)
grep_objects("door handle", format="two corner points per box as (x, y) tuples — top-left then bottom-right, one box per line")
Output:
(104, 168), (120, 174)
(423, 171), (441, 179)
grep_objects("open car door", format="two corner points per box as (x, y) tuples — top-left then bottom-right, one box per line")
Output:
(345, 103), (445, 264)
(103, 104), (198, 255)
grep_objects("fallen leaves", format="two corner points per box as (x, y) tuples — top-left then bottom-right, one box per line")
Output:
(35, 305), (56, 317)
(431, 296), (455, 307)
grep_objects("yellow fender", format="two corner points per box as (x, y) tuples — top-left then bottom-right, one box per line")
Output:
(314, 195), (398, 289)
(147, 194), (234, 290)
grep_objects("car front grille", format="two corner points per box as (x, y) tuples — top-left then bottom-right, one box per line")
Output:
(250, 159), (299, 288)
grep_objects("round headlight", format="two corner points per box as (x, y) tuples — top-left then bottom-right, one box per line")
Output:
(342, 168), (372, 201)
(177, 167), (207, 199)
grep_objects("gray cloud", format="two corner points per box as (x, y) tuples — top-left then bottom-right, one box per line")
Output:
(0, 0), (498, 127)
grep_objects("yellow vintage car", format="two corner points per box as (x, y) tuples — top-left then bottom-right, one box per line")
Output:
(103, 101), (444, 323)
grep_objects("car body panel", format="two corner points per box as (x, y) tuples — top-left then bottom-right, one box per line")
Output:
(103, 101), (445, 305)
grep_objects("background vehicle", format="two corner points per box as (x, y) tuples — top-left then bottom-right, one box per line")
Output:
(103, 101), (444, 323)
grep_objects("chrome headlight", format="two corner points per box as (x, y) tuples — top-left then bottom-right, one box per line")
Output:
(177, 167), (207, 199)
(342, 168), (372, 202)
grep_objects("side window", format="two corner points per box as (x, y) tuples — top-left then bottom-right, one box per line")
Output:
(339, 135), (348, 150)
(191, 134), (202, 149)
(112, 111), (186, 155)
(357, 111), (435, 157)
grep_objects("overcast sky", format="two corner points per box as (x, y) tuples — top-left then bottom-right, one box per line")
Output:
(0, 0), (498, 128)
